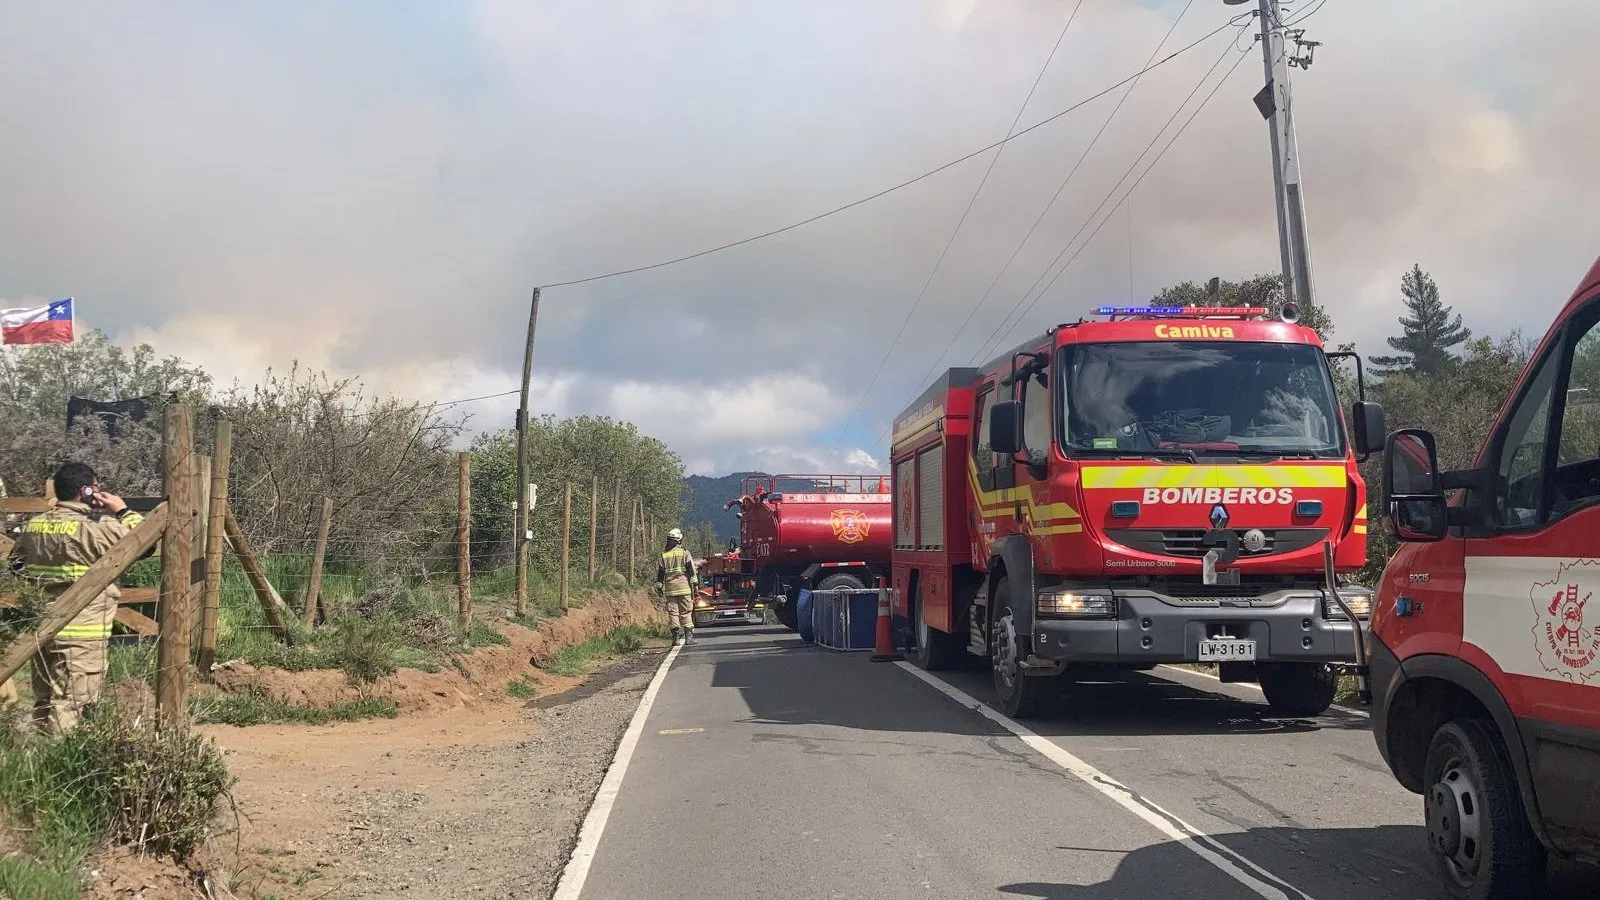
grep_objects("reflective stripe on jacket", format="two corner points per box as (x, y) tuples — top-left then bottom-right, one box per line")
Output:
(658, 546), (698, 597)
(11, 501), (143, 640)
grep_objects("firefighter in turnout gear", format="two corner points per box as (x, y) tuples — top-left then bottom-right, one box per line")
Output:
(657, 527), (699, 646)
(8, 463), (144, 734)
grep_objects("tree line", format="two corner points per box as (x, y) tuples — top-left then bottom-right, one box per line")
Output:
(1157, 263), (1542, 583)
(0, 336), (688, 579)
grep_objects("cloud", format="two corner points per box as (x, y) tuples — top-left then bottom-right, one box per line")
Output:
(1, 0), (1596, 473)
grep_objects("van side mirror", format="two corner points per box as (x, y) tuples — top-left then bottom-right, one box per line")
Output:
(1351, 401), (1386, 460)
(989, 400), (1022, 456)
(1383, 429), (1447, 542)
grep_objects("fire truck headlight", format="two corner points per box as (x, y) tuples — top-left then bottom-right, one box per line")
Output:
(1322, 587), (1372, 620)
(1037, 590), (1117, 618)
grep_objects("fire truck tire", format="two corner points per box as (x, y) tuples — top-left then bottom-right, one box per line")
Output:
(815, 571), (868, 592)
(1422, 719), (1546, 900)
(908, 594), (961, 672)
(1257, 662), (1338, 717)
(775, 598), (799, 632)
(990, 576), (1051, 719)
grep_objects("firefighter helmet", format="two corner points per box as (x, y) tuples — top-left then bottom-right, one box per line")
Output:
(667, 527), (684, 541)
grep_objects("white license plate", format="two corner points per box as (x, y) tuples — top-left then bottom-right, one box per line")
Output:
(717, 610), (742, 617)
(1198, 640), (1256, 662)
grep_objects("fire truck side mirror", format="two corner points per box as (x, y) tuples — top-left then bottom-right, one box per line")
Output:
(1383, 429), (1448, 543)
(989, 400), (1023, 456)
(1351, 400), (1386, 460)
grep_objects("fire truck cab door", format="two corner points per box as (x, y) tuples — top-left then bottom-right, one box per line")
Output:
(1013, 348), (1056, 558)
(1461, 294), (1600, 849)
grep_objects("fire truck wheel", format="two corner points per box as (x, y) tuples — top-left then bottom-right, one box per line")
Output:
(1423, 719), (1546, 900)
(815, 572), (867, 592)
(1257, 662), (1338, 717)
(908, 593), (960, 672)
(991, 576), (1051, 718)
(774, 600), (799, 632)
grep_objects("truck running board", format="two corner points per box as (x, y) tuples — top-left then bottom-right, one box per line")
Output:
(968, 590), (989, 655)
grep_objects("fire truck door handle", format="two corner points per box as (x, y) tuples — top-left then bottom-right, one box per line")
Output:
(1014, 501), (1023, 523)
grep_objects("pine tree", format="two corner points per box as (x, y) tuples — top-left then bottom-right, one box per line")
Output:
(1370, 265), (1470, 377)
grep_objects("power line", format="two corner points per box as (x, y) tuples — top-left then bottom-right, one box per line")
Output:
(875, 0), (1209, 446)
(984, 46), (1255, 357)
(969, 35), (1247, 366)
(833, 0), (1087, 441)
(538, 18), (1240, 292)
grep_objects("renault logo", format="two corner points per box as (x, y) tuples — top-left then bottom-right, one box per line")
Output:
(1209, 504), (1230, 529)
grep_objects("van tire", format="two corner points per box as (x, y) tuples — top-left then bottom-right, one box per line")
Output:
(1423, 719), (1546, 900)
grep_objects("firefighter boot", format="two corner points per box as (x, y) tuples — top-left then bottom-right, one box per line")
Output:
(684, 628), (696, 645)
(671, 627), (683, 647)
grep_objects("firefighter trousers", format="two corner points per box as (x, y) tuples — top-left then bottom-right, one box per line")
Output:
(31, 590), (115, 735)
(665, 593), (693, 632)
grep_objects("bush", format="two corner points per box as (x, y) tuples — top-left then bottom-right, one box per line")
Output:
(0, 699), (233, 871)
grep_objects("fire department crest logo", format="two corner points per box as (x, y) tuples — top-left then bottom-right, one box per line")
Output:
(831, 509), (869, 544)
(1531, 561), (1600, 683)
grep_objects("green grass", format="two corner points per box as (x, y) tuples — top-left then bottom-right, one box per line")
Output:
(540, 624), (656, 677)
(0, 700), (233, 899)
(190, 687), (399, 727)
(0, 856), (81, 900)
(506, 675), (538, 700)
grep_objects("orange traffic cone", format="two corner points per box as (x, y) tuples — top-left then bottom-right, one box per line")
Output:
(871, 586), (902, 662)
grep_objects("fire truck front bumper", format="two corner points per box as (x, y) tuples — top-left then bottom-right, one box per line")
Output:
(1027, 587), (1369, 666)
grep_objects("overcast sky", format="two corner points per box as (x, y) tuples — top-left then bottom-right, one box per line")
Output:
(2, 0), (1596, 475)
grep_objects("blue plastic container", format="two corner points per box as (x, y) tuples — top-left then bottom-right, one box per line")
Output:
(796, 589), (815, 643)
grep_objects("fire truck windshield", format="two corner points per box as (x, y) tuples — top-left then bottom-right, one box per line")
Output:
(1059, 341), (1343, 458)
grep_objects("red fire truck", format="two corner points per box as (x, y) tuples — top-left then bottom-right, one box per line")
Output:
(723, 474), (892, 631)
(1370, 253), (1600, 898)
(692, 550), (767, 627)
(889, 303), (1385, 717)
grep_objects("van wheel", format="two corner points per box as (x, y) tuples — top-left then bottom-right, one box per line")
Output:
(990, 576), (1051, 718)
(1258, 662), (1338, 717)
(1424, 719), (1546, 900)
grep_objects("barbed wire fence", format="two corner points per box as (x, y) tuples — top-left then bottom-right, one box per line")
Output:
(0, 404), (680, 723)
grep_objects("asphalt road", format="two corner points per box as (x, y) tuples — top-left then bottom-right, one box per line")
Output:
(568, 624), (1597, 900)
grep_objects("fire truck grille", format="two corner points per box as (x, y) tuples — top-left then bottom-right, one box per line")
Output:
(1105, 528), (1330, 559)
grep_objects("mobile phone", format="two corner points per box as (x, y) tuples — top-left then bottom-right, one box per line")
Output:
(80, 486), (100, 506)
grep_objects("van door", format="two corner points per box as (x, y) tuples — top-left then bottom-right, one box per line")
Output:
(1461, 295), (1600, 850)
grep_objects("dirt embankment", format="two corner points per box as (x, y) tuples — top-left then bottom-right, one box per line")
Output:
(84, 590), (665, 900)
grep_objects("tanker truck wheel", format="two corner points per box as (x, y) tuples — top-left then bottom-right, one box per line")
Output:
(991, 576), (1051, 718)
(1257, 662), (1338, 717)
(774, 593), (799, 632)
(815, 572), (867, 592)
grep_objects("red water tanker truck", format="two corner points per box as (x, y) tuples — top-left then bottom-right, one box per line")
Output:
(723, 474), (893, 631)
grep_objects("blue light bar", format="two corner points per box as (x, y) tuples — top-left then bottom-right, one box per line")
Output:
(1094, 305), (1185, 316)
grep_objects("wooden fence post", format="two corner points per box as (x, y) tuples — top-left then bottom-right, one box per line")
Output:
(304, 496), (333, 628)
(588, 475), (598, 581)
(515, 482), (531, 618)
(223, 507), (293, 642)
(189, 455), (210, 654)
(611, 477), (622, 572)
(560, 481), (572, 611)
(157, 406), (197, 725)
(199, 421), (231, 674)
(457, 453), (471, 633)
(628, 496), (638, 584)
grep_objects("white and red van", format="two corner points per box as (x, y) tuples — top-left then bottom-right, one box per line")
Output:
(1371, 254), (1600, 898)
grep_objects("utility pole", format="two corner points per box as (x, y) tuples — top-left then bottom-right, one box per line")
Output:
(515, 287), (541, 616)
(1230, 0), (1317, 314)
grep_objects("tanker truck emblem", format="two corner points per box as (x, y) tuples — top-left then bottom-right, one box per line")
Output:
(1532, 561), (1600, 683)
(831, 508), (870, 545)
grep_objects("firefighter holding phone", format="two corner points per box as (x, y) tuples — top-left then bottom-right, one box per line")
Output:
(8, 462), (143, 734)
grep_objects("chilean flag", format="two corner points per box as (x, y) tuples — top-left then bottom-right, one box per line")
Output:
(1, 299), (75, 345)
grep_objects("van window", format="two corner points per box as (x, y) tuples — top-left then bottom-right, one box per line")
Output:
(1551, 306), (1600, 516)
(1495, 350), (1556, 528)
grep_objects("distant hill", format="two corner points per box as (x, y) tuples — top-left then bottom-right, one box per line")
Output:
(682, 472), (765, 543)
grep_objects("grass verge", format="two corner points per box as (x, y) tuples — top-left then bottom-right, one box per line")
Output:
(190, 687), (400, 727)
(539, 624), (666, 677)
(0, 699), (233, 900)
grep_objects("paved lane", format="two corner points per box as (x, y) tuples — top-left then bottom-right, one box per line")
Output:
(566, 625), (1597, 899)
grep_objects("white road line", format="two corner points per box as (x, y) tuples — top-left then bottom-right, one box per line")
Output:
(897, 663), (1317, 900)
(1155, 664), (1372, 719)
(551, 643), (683, 900)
